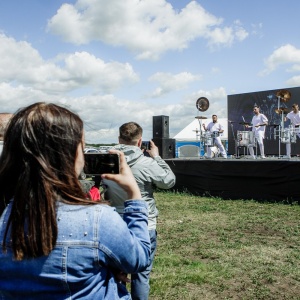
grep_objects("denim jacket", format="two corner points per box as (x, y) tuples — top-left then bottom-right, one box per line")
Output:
(0, 199), (150, 299)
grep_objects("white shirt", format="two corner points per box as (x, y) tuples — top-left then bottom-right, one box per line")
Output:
(251, 113), (268, 134)
(206, 122), (223, 135)
(286, 111), (300, 127)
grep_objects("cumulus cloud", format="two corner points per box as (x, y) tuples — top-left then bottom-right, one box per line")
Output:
(47, 0), (248, 60)
(0, 78), (228, 143)
(259, 44), (300, 76)
(0, 33), (139, 94)
(148, 71), (201, 97)
(286, 75), (300, 86)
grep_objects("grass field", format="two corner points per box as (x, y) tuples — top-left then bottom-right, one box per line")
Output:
(149, 191), (300, 300)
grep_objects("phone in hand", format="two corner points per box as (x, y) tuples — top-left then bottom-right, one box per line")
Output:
(84, 153), (120, 175)
(141, 141), (150, 157)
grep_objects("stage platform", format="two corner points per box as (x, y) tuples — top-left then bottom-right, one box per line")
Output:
(165, 156), (300, 203)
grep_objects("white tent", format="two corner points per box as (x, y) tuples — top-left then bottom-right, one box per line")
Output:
(173, 118), (228, 140)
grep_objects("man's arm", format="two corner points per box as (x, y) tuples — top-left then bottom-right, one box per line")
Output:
(145, 140), (176, 189)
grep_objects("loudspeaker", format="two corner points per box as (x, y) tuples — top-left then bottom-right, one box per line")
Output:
(153, 115), (169, 138)
(152, 138), (175, 159)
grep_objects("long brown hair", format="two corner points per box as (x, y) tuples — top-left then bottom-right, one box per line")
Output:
(0, 102), (92, 260)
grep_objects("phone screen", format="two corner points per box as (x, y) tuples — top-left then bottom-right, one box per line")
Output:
(84, 153), (120, 175)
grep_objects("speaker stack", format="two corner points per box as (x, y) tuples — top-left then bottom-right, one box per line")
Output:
(152, 115), (175, 159)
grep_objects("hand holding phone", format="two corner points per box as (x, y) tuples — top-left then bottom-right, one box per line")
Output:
(101, 150), (141, 200)
(84, 153), (120, 175)
(146, 140), (159, 158)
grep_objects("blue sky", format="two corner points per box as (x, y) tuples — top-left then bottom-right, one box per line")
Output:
(1, 0), (300, 143)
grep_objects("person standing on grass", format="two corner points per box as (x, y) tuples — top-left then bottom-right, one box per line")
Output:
(103, 121), (176, 300)
(0, 103), (150, 299)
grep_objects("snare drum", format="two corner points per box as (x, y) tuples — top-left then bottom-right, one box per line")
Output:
(237, 131), (254, 146)
(211, 131), (219, 138)
(201, 132), (213, 146)
(281, 127), (297, 143)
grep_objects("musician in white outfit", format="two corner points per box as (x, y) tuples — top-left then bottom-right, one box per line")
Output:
(247, 105), (268, 159)
(202, 115), (227, 158)
(284, 103), (300, 158)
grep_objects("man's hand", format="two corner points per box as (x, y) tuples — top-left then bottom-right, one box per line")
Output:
(146, 140), (160, 158)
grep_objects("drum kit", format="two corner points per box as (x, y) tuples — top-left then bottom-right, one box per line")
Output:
(273, 89), (297, 157)
(234, 89), (297, 157)
(193, 89), (297, 158)
(195, 97), (217, 157)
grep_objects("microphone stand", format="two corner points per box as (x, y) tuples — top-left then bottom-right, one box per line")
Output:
(229, 121), (237, 158)
(197, 118), (205, 159)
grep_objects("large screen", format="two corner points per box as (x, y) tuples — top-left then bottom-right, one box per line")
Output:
(227, 87), (300, 155)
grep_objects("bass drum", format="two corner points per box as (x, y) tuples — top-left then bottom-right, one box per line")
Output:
(237, 131), (254, 146)
(210, 146), (220, 158)
(205, 146), (220, 158)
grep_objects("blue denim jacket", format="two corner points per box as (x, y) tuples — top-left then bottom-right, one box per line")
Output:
(0, 199), (150, 299)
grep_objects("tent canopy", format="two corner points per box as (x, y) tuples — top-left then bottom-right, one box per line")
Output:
(173, 118), (228, 140)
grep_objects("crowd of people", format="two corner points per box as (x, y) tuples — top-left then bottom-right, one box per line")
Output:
(0, 103), (175, 299)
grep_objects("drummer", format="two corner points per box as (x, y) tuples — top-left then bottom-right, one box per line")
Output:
(246, 105), (268, 159)
(202, 114), (227, 158)
(284, 103), (300, 158)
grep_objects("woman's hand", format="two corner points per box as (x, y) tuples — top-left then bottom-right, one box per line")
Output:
(101, 150), (141, 200)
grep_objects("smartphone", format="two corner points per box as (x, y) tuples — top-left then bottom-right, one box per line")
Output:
(84, 153), (120, 175)
(141, 141), (150, 150)
(141, 141), (151, 157)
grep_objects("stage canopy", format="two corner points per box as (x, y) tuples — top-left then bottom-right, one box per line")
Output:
(173, 118), (228, 140)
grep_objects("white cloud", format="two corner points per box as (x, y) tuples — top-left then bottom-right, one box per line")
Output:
(0, 33), (139, 94)
(286, 75), (300, 86)
(211, 67), (221, 74)
(148, 71), (201, 97)
(259, 44), (300, 76)
(0, 79), (227, 143)
(47, 0), (248, 60)
(251, 22), (263, 37)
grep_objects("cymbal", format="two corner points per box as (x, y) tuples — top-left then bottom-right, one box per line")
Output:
(196, 97), (209, 112)
(276, 89), (291, 102)
(195, 116), (207, 119)
(239, 122), (251, 125)
(275, 107), (289, 114)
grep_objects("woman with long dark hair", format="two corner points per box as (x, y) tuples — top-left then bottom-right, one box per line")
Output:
(0, 102), (150, 299)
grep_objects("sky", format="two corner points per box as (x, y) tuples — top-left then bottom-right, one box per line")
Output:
(1, 0), (300, 144)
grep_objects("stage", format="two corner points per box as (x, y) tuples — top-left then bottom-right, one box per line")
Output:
(165, 156), (300, 203)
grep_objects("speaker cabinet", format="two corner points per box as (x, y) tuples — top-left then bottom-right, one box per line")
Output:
(153, 115), (169, 138)
(152, 138), (175, 159)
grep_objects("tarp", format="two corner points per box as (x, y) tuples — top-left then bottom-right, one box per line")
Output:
(173, 118), (228, 140)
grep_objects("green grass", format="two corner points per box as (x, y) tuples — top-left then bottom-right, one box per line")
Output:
(149, 191), (300, 299)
